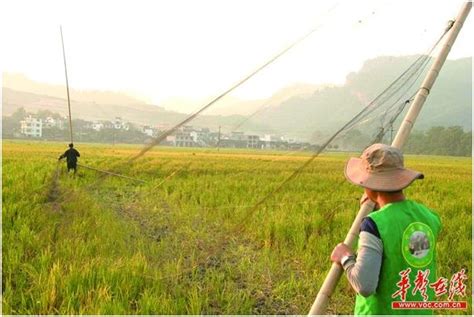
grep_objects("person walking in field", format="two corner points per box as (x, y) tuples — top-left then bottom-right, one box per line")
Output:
(330, 143), (441, 315)
(58, 143), (81, 174)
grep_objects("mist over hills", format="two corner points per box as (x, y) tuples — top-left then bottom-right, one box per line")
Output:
(2, 87), (270, 132)
(3, 73), (143, 106)
(160, 82), (322, 116)
(3, 56), (471, 140)
(346, 56), (471, 129)
(242, 56), (472, 140)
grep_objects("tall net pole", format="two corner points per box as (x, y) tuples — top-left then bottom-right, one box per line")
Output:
(60, 25), (73, 144)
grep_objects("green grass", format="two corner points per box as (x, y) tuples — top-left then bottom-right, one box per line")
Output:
(2, 140), (472, 314)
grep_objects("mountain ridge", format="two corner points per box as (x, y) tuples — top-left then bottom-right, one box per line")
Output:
(3, 56), (471, 140)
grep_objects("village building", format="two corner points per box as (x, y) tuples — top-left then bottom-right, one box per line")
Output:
(114, 117), (130, 130)
(247, 135), (260, 148)
(20, 115), (43, 137)
(92, 121), (104, 131)
(190, 127), (211, 147)
(13, 111), (311, 150)
(43, 116), (65, 129)
(175, 132), (195, 147)
(142, 125), (154, 137)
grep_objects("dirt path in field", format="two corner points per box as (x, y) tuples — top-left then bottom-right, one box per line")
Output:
(97, 185), (240, 276)
(46, 163), (62, 211)
(119, 200), (173, 243)
(83, 180), (177, 247)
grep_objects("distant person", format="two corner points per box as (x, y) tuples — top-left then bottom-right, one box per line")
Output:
(58, 143), (80, 174)
(330, 143), (441, 315)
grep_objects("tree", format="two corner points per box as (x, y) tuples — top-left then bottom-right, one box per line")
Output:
(2, 116), (18, 137)
(405, 126), (471, 157)
(10, 107), (28, 122)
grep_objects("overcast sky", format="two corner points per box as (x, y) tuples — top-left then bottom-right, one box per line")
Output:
(1, 0), (472, 109)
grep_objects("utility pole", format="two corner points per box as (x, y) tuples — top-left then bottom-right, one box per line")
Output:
(308, 2), (471, 314)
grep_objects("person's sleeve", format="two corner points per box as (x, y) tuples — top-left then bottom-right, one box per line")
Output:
(76, 149), (80, 157)
(360, 217), (380, 238)
(343, 231), (383, 297)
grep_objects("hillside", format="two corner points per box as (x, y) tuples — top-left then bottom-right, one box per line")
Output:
(3, 56), (471, 139)
(2, 73), (144, 106)
(1, 87), (270, 132)
(2, 73), (320, 117)
(246, 56), (472, 140)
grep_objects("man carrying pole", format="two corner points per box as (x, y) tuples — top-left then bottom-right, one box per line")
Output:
(58, 143), (81, 174)
(330, 143), (441, 314)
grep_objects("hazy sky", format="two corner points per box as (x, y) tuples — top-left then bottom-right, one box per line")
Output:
(1, 0), (472, 109)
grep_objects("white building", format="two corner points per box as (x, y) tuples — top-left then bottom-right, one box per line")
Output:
(114, 117), (123, 129)
(190, 128), (211, 146)
(142, 125), (154, 137)
(164, 134), (194, 147)
(43, 116), (66, 129)
(247, 135), (260, 148)
(92, 121), (104, 131)
(175, 132), (195, 147)
(20, 115), (43, 137)
(261, 134), (282, 142)
(43, 117), (55, 128)
(114, 117), (130, 131)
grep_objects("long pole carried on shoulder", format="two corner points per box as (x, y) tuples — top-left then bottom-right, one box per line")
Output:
(308, 2), (471, 314)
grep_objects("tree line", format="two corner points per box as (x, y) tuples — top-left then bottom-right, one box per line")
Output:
(3, 108), (472, 157)
(318, 126), (471, 157)
(404, 126), (471, 157)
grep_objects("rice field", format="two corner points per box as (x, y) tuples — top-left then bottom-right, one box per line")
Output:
(2, 140), (472, 314)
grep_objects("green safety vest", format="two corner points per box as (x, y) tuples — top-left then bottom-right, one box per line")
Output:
(354, 200), (441, 315)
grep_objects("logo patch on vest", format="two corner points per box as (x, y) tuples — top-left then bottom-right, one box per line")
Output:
(402, 222), (435, 268)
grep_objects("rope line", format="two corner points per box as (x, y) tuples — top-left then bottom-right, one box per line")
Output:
(371, 98), (412, 144)
(128, 4), (340, 163)
(333, 24), (450, 145)
(77, 163), (146, 183)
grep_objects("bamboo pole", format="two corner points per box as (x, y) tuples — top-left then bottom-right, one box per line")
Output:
(60, 26), (74, 144)
(308, 2), (471, 315)
(392, 4), (471, 148)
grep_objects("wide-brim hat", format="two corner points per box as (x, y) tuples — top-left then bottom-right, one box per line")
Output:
(345, 143), (424, 192)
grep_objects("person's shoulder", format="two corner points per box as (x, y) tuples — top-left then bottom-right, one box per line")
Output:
(408, 199), (442, 224)
(360, 217), (381, 238)
(409, 199), (436, 213)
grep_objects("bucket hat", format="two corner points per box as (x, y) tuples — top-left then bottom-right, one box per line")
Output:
(345, 143), (424, 192)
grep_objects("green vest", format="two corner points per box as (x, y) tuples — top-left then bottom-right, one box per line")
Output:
(354, 200), (441, 315)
